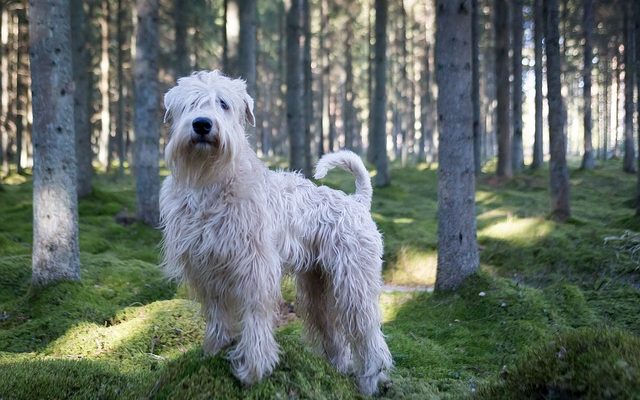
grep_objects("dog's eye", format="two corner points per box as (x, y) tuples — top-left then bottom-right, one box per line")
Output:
(219, 99), (229, 111)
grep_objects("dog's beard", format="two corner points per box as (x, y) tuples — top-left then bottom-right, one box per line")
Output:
(166, 128), (238, 188)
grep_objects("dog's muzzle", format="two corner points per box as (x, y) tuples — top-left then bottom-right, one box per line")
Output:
(191, 117), (220, 148)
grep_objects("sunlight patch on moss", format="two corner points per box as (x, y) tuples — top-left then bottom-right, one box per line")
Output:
(384, 246), (437, 286)
(480, 217), (552, 242)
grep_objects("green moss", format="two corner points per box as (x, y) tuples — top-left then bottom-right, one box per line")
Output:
(480, 328), (640, 399)
(1, 160), (640, 398)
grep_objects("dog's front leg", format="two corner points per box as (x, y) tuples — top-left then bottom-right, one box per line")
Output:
(227, 253), (281, 385)
(202, 297), (233, 356)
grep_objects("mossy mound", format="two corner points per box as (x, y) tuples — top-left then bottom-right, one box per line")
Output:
(480, 328), (640, 399)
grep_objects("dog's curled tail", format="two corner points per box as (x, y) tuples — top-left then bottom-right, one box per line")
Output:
(314, 150), (372, 208)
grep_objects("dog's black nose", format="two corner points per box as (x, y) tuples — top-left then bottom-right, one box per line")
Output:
(192, 117), (213, 135)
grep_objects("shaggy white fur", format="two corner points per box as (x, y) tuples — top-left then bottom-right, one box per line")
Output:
(160, 70), (392, 395)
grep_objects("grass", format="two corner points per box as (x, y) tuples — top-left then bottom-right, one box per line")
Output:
(0, 159), (639, 399)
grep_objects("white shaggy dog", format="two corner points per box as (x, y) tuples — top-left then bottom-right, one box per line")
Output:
(160, 70), (392, 395)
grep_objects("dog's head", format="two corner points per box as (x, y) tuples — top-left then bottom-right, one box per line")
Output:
(164, 70), (255, 186)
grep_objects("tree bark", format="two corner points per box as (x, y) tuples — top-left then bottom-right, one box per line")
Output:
(435, 0), (479, 292)
(173, 0), (189, 79)
(286, 0), (305, 173)
(116, 0), (127, 177)
(98, 0), (110, 168)
(623, 5), (636, 173)
(580, 0), (595, 170)
(512, 0), (524, 173)
(29, 0), (81, 286)
(532, 0), (544, 169)
(133, 0), (160, 226)
(636, 0), (640, 214)
(494, 0), (512, 178)
(544, 0), (571, 221)
(224, 0), (239, 76)
(471, 0), (482, 175)
(71, 0), (93, 196)
(15, 9), (28, 175)
(373, 0), (390, 187)
(239, 0), (257, 150)
(343, 11), (356, 151)
(302, 0), (313, 175)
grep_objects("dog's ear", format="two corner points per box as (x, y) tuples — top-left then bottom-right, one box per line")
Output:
(243, 94), (256, 127)
(163, 86), (179, 123)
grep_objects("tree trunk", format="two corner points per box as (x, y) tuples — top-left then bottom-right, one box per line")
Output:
(435, 0), (479, 292)
(623, 6), (636, 173)
(366, 0), (374, 163)
(494, 0), (512, 178)
(343, 13), (355, 151)
(302, 0), (312, 175)
(636, 0), (640, 214)
(580, 0), (595, 169)
(224, 0), (239, 76)
(372, 0), (390, 187)
(98, 0), (110, 168)
(419, 42), (432, 164)
(133, 0), (160, 226)
(29, 0), (81, 286)
(603, 56), (610, 160)
(71, 0), (93, 196)
(512, 0), (524, 173)
(532, 0), (544, 169)
(239, 0), (257, 150)
(318, 0), (328, 158)
(544, 0), (571, 221)
(286, 0), (305, 173)
(173, 0), (189, 79)
(15, 9), (28, 175)
(116, 0), (127, 177)
(471, 0), (481, 175)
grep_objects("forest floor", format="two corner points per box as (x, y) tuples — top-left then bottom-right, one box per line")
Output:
(0, 159), (639, 399)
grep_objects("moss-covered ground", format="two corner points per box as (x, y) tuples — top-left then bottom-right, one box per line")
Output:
(1, 160), (639, 399)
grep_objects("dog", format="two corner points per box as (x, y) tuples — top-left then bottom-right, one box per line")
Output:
(159, 70), (392, 395)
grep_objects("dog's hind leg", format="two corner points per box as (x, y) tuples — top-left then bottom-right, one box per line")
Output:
(330, 257), (393, 396)
(227, 252), (281, 385)
(296, 266), (352, 374)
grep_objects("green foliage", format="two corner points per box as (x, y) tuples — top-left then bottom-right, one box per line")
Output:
(0, 160), (639, 399)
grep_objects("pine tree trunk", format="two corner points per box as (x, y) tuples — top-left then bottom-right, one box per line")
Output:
(471, 0), (481, 175)
(116, 0), (127, 177)
(636, 0), (640, 214)
(419, 42), (431, 163)
(133, 0), (160, 226)
(15, 9), (28, 175)
(286, 0), (305, 173)
(318, 0), (328, 158)
(29, 0), (80, 286)
(532, 0), (544, 169)
(512, 0), (524, 173)
(98, 1), (110, 168)
(0, 6), (4, 179)
(71, 0), (93, 196)
(373, 0), (390, 187)
(603, 57), (610, 159)
(435, 0), (479, 292)
(494, 0), (512, 178)
(343, 14), (355, 151)
(239, 0), (257, 150)
(544, 0), (571, 221)
(623, 6), (636, 173)
(224, 0), (239, 76)
(173, 0), (189, 78)
(302, 0), (313, 175)
(580, 0), (595, 170)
